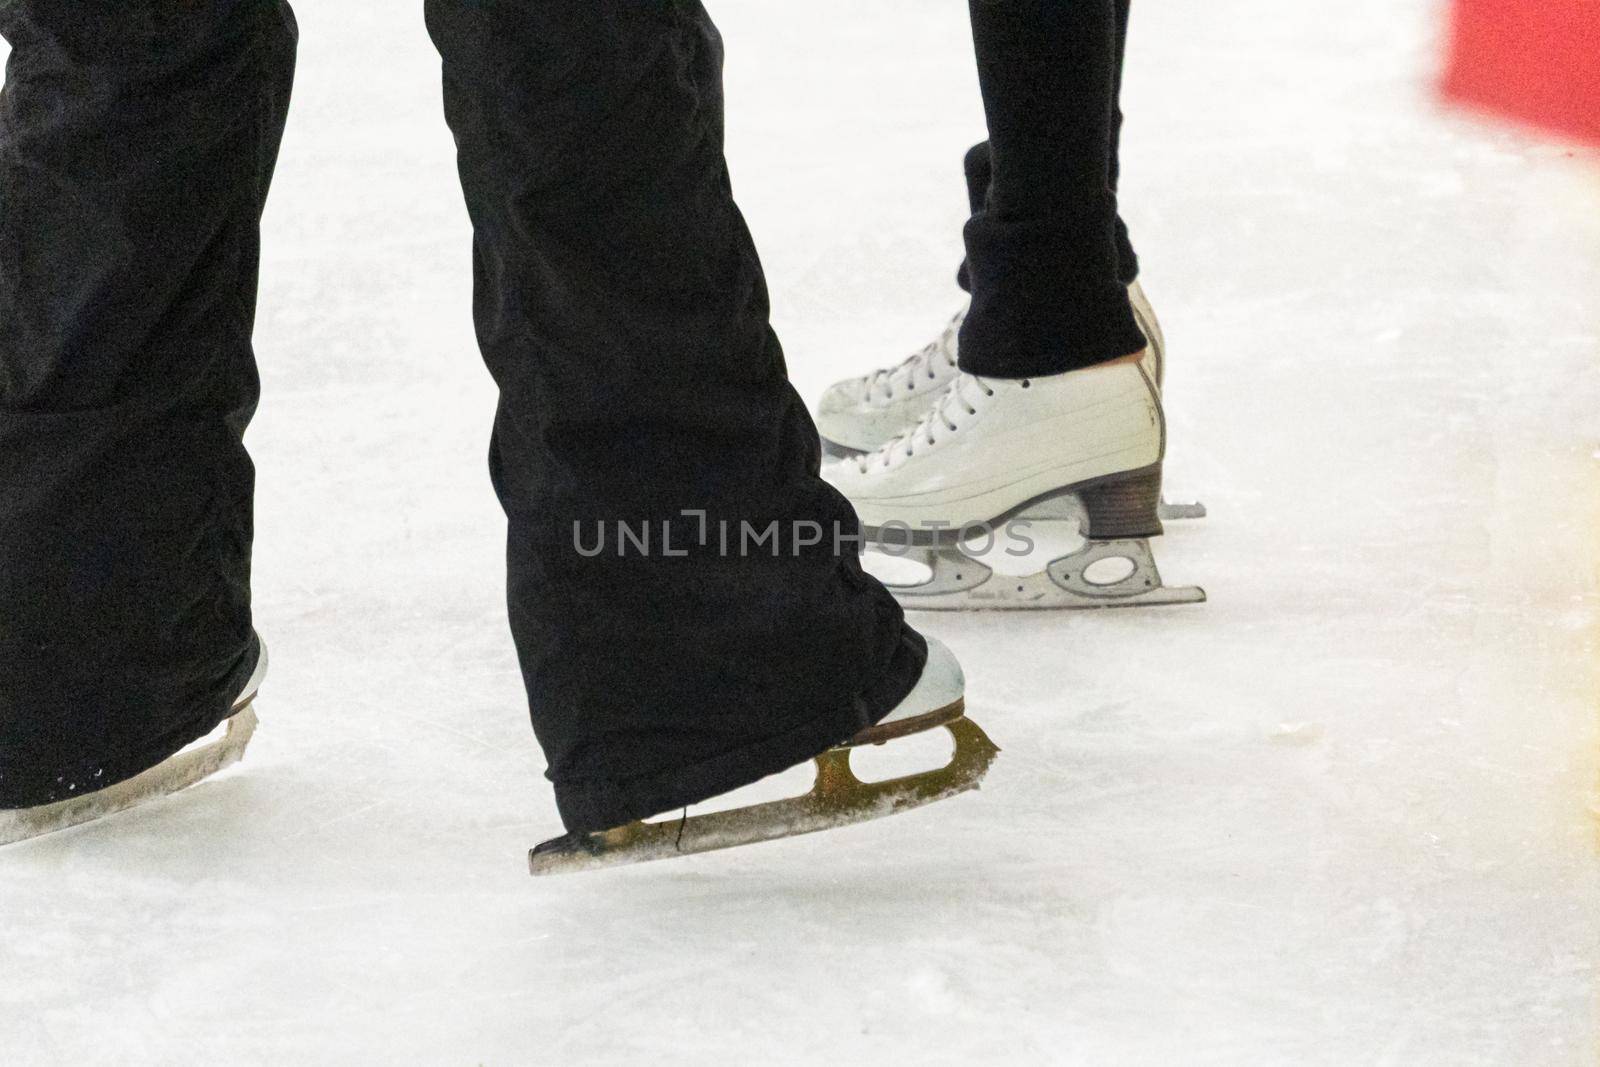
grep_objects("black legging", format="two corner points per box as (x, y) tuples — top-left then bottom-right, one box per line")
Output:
(0, 0), (923, 831)
(957, 0), (1147, 379)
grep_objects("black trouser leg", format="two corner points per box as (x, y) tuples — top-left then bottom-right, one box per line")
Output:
(1106, 0), (1139, 285)
(0, 1), (294, 808)
(956, 0), (1145, 378)
(424, 0), (925, 834)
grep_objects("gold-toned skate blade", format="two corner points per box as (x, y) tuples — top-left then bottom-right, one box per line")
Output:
(0, 705), (259, 847)
(529, 715), (999, 877)
(881, 538), (1205, 612)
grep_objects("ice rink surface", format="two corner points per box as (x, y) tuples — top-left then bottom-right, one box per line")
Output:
(4, 1), (1599, 1063)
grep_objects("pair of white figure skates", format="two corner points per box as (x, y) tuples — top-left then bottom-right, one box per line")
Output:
(816, 281), (1205, 611)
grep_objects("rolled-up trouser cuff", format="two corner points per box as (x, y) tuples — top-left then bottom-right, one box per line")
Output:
(958, 214), (1147, 378)
(954, 141), (1141, 297)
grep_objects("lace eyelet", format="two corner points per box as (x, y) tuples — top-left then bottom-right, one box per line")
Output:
(1021, 379), (1031, 388)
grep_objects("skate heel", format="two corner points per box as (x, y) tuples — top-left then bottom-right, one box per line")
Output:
(1078, 464), (1164, 540)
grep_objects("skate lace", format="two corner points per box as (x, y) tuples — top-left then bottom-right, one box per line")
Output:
(862, 311), (963, 403)
(857, 372), (997, 470)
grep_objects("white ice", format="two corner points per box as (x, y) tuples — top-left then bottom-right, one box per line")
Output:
(3, 1), (1598, 1063)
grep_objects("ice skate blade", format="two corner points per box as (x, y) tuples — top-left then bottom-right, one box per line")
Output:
(1157, 499), (1207, 521)
(528, 716), (999, 877)
(886, 539), (1205, 612)
(0, 705), (259, 847)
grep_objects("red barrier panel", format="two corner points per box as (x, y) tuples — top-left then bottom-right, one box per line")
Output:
(1441, 0), (1600, 147)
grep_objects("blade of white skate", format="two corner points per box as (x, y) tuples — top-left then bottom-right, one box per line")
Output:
(0, 706), (259, 847)
(529, 716), (1000, 877)
(1158, 499), (1208, 521)
(885, 540), (1206, 612)
(899, 575), (1208, 611)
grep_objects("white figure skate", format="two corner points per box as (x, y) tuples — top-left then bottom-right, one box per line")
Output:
(816, 280), (1205, 521)
(0, 642), (267, 847)
(824, 356), (1205, 611)
(529, 637), (997, 876)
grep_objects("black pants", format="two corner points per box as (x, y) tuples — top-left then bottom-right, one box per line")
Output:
(957, 0), (1147, 379)
(0, 0), (924, 833)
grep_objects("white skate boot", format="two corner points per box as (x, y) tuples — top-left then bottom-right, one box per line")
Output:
(817, 307), (967, 457)
(0, 641), (267, 846)
(824, 355), (1204, 611)
(815, 280), (1205, 520)
(529, 636), (997, 876)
